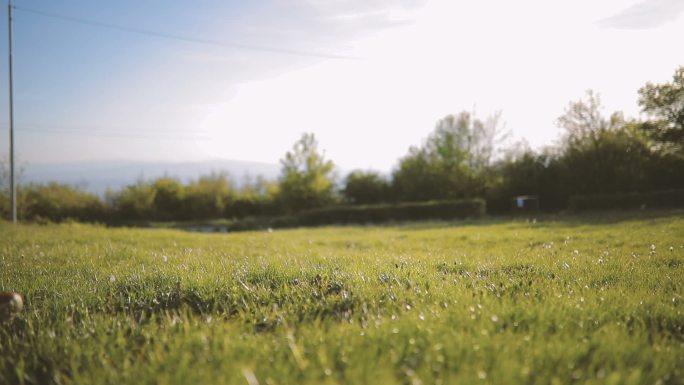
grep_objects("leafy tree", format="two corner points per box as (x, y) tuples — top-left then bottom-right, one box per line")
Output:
(109, 179), (156, 221)
(489, 149), (550, 211)
(557, 90), (625, 146)
(228, 175), (280, 218)
(393, 111), (507, 201)
(392, 147), (446, 201)
(556, 91), (652, 195)
(638, 66), (684, 154)
(19, 183), (106, 222)
(183, 172), (233, 220)
(343, 170), (390, 204)
(240, 174), (278, 199)
(561, 125), (652, 194)
(151, 177), (185, 220)
(430, 111), (507, 172)
(277, 133), (336, 212)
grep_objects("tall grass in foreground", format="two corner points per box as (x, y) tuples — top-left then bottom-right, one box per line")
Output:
(1, 211), (683, 384)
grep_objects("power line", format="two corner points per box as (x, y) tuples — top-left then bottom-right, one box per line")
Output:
(15, 127), (212, 141)
(0, 122), (210, 136)
(13, 5), (359, 60)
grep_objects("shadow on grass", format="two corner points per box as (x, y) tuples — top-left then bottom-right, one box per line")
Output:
(392, 208), (684, 231)
(88, 272), (363, 333)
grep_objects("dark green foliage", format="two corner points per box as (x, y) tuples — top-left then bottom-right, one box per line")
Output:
(0, 172), (279, 224)
(225, 176), (280, 218)
(342, 170), (391, 204)
(108, 180), (156, 220)
(277, 133), (337, 212)
(552, 93), (657, 199)
(298, 199), (485, 225)
(392, 147), (453, 202)
(107, 174), (278, 222)
(1, 182), (105, 222)
(181, 173), (232, 220)
(15, 183), (107, 222)
(225, 197), (276, 218)
(151, 177), (185, 221)
(556, 123), (654, 195)
(569, 189), (684, 211)
(392, 112), (504, 202)
(638, 66), (684, 154)
(487, 151), (564, 212)
(644, 151), (684, 191)
(488, 89), (684, 213)
(217, 200), (485, 231)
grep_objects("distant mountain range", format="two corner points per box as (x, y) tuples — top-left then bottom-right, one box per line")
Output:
(20, 159), (281, 195)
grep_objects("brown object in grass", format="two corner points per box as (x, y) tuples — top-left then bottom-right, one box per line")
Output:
(0, 292), (23, 320)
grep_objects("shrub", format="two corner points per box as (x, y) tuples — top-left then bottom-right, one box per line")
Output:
(19, 183), (108, 222)
(225, 197), (279, 219)
(342, 170), (390, 204)
(109, 181), (156, 221)
(568, 189), (684, 211)
(181, 173), (233, 220)
(298, 199), (485, 226)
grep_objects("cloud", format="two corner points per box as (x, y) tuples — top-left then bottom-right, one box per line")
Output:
(597, 0), (684, 29)
(236, 0), (425, 44)
(305, 0), (425, 26)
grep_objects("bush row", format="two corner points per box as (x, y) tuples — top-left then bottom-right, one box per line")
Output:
(0, 183), (109, 223)
(297, 199), (485, 226)
(206, 199), (484, 232)
(568, 189), (684, 211)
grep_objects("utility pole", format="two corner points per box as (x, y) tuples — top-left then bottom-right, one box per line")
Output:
(8, 0), (15, 223)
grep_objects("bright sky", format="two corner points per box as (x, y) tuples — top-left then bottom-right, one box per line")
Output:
(0, 0), (683, 172)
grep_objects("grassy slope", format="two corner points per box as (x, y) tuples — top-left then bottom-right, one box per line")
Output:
(1, 211), (683, 385)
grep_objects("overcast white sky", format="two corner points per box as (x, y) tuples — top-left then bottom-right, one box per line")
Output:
(1, 0), (683, 172)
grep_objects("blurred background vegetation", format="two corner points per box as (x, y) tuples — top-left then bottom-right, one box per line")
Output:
(1, 66), (683, 224)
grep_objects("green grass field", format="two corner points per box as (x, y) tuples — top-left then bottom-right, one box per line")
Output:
(1, 211), (683, 385)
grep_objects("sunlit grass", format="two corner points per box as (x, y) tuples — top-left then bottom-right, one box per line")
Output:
(1, 211), (683, 384)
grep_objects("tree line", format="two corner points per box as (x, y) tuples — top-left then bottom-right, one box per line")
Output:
(1, 66), (683, 223)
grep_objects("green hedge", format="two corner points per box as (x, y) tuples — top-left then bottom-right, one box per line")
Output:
(568, 189), (684, 211)
(165, 199), (485, 232)
(224, 216), (297, 232)
(298, 199), (485, 226)
(0, 183), (109, 223)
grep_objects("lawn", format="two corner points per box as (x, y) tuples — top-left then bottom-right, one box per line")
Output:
(1, 211), (683, 385)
